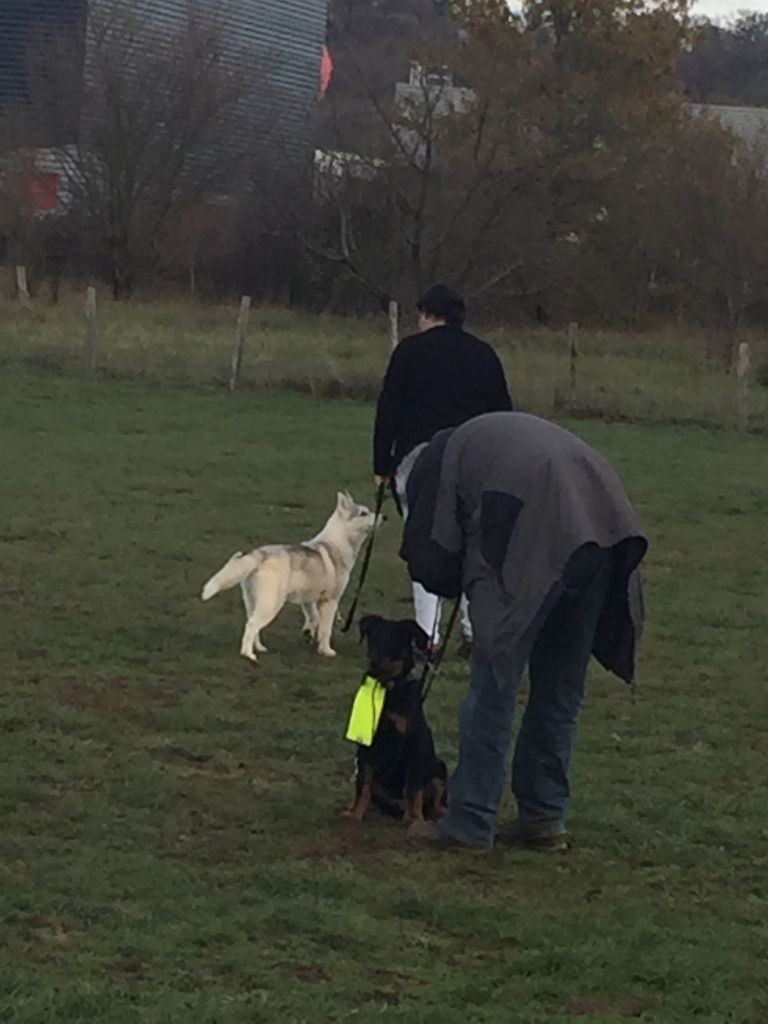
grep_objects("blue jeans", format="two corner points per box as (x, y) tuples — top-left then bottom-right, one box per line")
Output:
(438, 553), (612, 850)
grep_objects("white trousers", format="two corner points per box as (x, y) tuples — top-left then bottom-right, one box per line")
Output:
(394, 443), (472, 644)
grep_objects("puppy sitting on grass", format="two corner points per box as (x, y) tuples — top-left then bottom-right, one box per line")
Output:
(342, 615), (448, 824)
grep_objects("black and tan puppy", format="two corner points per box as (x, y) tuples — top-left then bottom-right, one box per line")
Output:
(341, 615), (448, 824)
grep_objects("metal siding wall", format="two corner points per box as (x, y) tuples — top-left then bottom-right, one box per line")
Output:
(0, 0), (30, 103)
(1, 0), (328, 159)
(0, 0), (86, 105)
(245, 0), (329, 153)
(85, 0), (328, 161)
(209, 0), (330, 160)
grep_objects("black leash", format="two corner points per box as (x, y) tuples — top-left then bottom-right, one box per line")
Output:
(389, 478), (403, 519)
(341, 482), (387, 634)
(420, 596), (462, 704)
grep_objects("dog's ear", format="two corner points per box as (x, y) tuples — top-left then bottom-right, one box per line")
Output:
(358, 614), (382, 643)
(399, 619), (430, 651)
(337, 491), (353, 514)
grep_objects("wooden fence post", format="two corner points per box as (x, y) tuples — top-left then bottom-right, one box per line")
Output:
(85, 286), (97, 372)
(736, 340), (751, 431)
(388, 299), (399, 351)
(16, 265), (32, 309)
(228, 296), (252, 393)
(568, 321), (579, 410)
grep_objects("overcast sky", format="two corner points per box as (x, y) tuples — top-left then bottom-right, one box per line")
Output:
(693, 0), (768, 16)
(507, 1), (768, 20)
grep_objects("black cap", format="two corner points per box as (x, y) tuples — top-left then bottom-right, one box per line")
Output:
(416, 283), (466, 326)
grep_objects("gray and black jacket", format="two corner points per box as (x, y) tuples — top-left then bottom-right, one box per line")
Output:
(400, 413), (649, 684)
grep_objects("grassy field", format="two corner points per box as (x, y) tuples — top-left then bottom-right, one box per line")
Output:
(1, 295), (767, 430)
(1, 362), (766, 1023)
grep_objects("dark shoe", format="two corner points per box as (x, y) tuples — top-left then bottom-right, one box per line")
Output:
(497, 818), (569, 853)
(406, 820), (488, 851)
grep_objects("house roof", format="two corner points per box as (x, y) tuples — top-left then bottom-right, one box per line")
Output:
(691, 103), (768, 150)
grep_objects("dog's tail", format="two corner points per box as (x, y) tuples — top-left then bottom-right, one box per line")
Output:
(201, 550), (263, 601)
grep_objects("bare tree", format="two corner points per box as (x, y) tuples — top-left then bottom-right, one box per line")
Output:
(26, 1), (269, 298)
(308, 18), (556, 311)
(0, 146), (40, 273)
(0, 107), (65, 301)
(309, 0), (693, 318)
(156, 201), (238, 300)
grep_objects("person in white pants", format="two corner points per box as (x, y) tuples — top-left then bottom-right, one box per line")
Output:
(373, 284), (513, 653)
(393, 442), (472, 646)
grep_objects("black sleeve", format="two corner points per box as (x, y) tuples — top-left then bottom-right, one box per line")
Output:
(398, 432), (463, 599)
(373, 345), (407, 476)
(400, 498), (463, 599)
(485, 348), (513, 412)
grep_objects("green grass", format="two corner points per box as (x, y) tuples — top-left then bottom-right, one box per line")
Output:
(2, 366), (767, 1022)
(1, 295), (767, 429)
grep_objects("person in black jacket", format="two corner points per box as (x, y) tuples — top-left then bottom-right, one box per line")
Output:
(373, 284), (512, 648)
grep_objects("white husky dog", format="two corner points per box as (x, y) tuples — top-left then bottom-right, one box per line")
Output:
(201, 492), (379, 661)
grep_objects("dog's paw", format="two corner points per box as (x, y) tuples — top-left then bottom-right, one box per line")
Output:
(405, 815), (426, 827)
(319, 648), (337, 658)
(240, 651), (259, 663)
(339, 809), (363, 823)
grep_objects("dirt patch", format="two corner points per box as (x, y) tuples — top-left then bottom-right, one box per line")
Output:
(19, 915), (81, 956)
(287, 964), (332, 984)
(361, 988), (403, 1006)
(568, 994), (653, 1017)
(63, 676), (179, 719)
(291, 819), (409, 864)
(113, 954), (146, 981)
(47, 777), (105, 797)
(178, 761), (248, 782)
(291, 686), (321, 702)
(152, 745), (252, 784)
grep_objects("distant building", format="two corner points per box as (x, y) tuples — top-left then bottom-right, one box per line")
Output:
(89, 0), (330, 162)
(394, 63), (475, 119)
(691, 103), (768, 153)
(0, 0), (85, 113)
(1, 0), (329, 211)
(314, 61), (476, 184)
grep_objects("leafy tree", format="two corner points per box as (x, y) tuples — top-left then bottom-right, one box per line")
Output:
(682, 12), (768, 106)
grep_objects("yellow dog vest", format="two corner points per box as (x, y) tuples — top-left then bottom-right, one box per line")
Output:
(345, 676), (387, 746)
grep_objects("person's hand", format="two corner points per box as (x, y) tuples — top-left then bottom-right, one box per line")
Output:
(375, 475), (391, 488)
